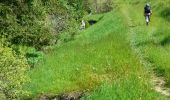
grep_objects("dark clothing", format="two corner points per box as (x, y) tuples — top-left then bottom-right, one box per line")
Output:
(144, 6), (151, 13)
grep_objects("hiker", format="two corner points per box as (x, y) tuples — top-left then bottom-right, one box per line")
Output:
(80, 20), (86, 30)
(144, 3), (152, 25)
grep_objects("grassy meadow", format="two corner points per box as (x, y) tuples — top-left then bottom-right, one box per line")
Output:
(24, 0), (170, 99)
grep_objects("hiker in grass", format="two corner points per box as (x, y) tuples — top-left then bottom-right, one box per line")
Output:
(144, 3), (152, 23)
(81, 20), (86, 30)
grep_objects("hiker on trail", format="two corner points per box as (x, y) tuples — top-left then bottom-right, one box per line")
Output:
(81, 20), (86, 30)
(144, 3), (152, 25)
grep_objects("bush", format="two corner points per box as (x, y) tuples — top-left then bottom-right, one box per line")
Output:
(0, 0), (87, 49)
(0, 44), (30, 99)
(0, 0), (54, 49)
(87, 0), (113, 14)
(24, 47), (44, 68)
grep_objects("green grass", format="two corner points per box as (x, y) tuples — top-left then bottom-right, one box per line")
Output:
(125, 0), (170, 85)
(83, 13), (104, 21)
(82, 77), (166, 100)
(25, 0), (170, 99)
(82, 0), (170, 99)
(26, 11), (130, 96)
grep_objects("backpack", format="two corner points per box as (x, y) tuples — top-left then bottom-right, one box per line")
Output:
(144, 6), (151, 13)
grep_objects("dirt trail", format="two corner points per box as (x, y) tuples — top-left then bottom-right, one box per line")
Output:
(39, 91), (85, 100)
(121, 4), (170, 97)
(152, 76), (170, 96)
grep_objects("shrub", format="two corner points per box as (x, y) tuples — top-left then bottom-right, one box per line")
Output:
(0, 44), (30, 99)
(87, 0), (113, 14)
(25, 47), (44, 68)
(0, 0), (54, 49)
(0, 0), (87, 49)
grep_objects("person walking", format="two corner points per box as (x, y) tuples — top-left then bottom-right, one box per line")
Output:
(144, 3), (152, 25)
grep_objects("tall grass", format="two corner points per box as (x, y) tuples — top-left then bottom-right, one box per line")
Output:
(25, 0), (170, 99)
(126, 0), (170, 85)
(26, 11), (128, 96)
(82, 0), (170, 99)
(82, 77), (165, 100)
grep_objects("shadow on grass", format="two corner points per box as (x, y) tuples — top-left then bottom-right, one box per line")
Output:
(87, 16), (104, 26)
(165, 81), (170, 88)
(153, 67), (165, 77)
(160, 7), (170, 21)
(160, 36), (170, 46)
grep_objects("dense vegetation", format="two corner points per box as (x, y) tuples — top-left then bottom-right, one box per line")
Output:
(0, 0), (89, 99)
(0, 42), (29, 99)
(1, 0), (170, 99)
(0, 0), (113, 99)
(0, 0), (83, 49)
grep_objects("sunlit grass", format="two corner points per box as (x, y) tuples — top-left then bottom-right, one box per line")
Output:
(26, 11), (131, 96)
(127, 0), (170, 85)
(25, 0), (170, 99)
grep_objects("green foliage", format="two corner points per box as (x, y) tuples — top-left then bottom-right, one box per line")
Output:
(127, 0), (170, 84)
(25, 9), (167, 99)
(58, 0), (86, 19)
(88, 0), (113, 14)
(0, 0), (116, 99)
(82, 78), (164, 100)
(160, 7), (170, 21)
(0, 1), (53, 49)
(0, 0), (90, 50)
(25, 48), (44, 67)
(3, 0), (170, 99)
(0, 91), (6, 100)
(12, 45), (44, 67)
(0, 44), (30, 99)
(84, 14), (104, 22)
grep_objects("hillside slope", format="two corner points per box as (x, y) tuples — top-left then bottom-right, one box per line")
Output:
(25, 0), (170, 99)
(83, 0), (170, 99)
